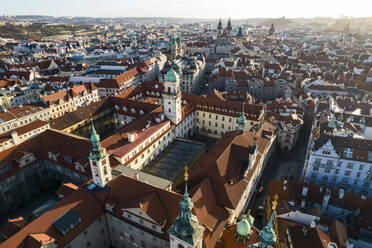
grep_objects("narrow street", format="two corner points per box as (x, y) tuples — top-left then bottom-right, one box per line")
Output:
(246, 127), (310, 228)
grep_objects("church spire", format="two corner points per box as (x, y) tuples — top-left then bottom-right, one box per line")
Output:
(168, 166), (205, 247)
(217, 18), (222, 30)
(89, 121), (107, 162)
(227, 18), (232, 31)
(258, 195), (278, 248)
(173, 166), (194, 237)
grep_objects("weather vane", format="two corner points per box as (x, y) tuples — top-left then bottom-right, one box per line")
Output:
(184, 165), (189, 182)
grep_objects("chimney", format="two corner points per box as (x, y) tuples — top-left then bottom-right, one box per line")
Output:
(302, 186), (308, 197)
(11, 131), (20, 145)
(128, 133), (137, 142)
(338, 188), (344, 200)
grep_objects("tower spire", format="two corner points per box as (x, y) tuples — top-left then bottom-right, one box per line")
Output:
(168, 166), (205, 247)
(89, 120), (107, 162)
(217, 18), (222, 30)
(227, 18), (232, 30)
(258, 195), (278, 248)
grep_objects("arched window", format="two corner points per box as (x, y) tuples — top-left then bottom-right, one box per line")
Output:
(168, 87), (171, 94)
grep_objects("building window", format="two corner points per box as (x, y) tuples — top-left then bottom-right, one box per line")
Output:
(356, 172), (361, 178)
(346, 163), (354, 169)
(337, 161), (342, 167)
(344, 148), (353, 159)
(359, 164), (364, 171)
(314, 158), (321, 166)
(344, 170), (351, 176)
(313, 166), (319, 172)
(335, 169), (340, 174)
(326, 160), (333, 166)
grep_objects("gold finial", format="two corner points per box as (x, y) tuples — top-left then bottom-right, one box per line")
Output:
(272, 194), (279, 211)
(247, 209), (251, 215)
(184, 165), (189, 182)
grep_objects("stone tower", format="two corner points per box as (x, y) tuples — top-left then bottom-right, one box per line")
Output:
(163, 69), (182, 125)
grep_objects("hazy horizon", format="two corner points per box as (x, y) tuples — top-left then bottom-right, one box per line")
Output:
(2, 0), (372, 19)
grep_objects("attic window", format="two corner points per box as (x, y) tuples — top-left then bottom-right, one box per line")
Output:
(123, 107), (127, 112)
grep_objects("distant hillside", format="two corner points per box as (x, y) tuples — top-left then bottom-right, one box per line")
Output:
(0, 23), (92, 40)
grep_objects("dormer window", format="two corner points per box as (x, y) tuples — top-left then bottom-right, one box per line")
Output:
(123, 107), (127, 112)
(115, 105), (119, 110)
(131, 108), (136, 114)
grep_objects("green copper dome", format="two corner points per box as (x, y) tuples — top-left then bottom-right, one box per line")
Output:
(164, 69), (178, 82)
(258, 211), (277, 247)
(238, 113), (246, 124)
(236, 216), (251, 236)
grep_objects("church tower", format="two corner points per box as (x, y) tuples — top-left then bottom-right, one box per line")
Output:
(89, 121), (112, 187)
(226, 18), (232, 35)
(163, 69), (182, 125)
(168, 167), (205, 248)
(217, 18), (223, 35)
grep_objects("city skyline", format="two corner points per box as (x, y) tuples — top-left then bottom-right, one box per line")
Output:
(2, 0), (372, 19)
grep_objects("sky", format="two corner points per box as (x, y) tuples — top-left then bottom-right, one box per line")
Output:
(1, 0), (371, 19)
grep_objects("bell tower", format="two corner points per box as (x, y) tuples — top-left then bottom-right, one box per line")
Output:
(89, 121), (112, 187)
(163, 69), (182, 125)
